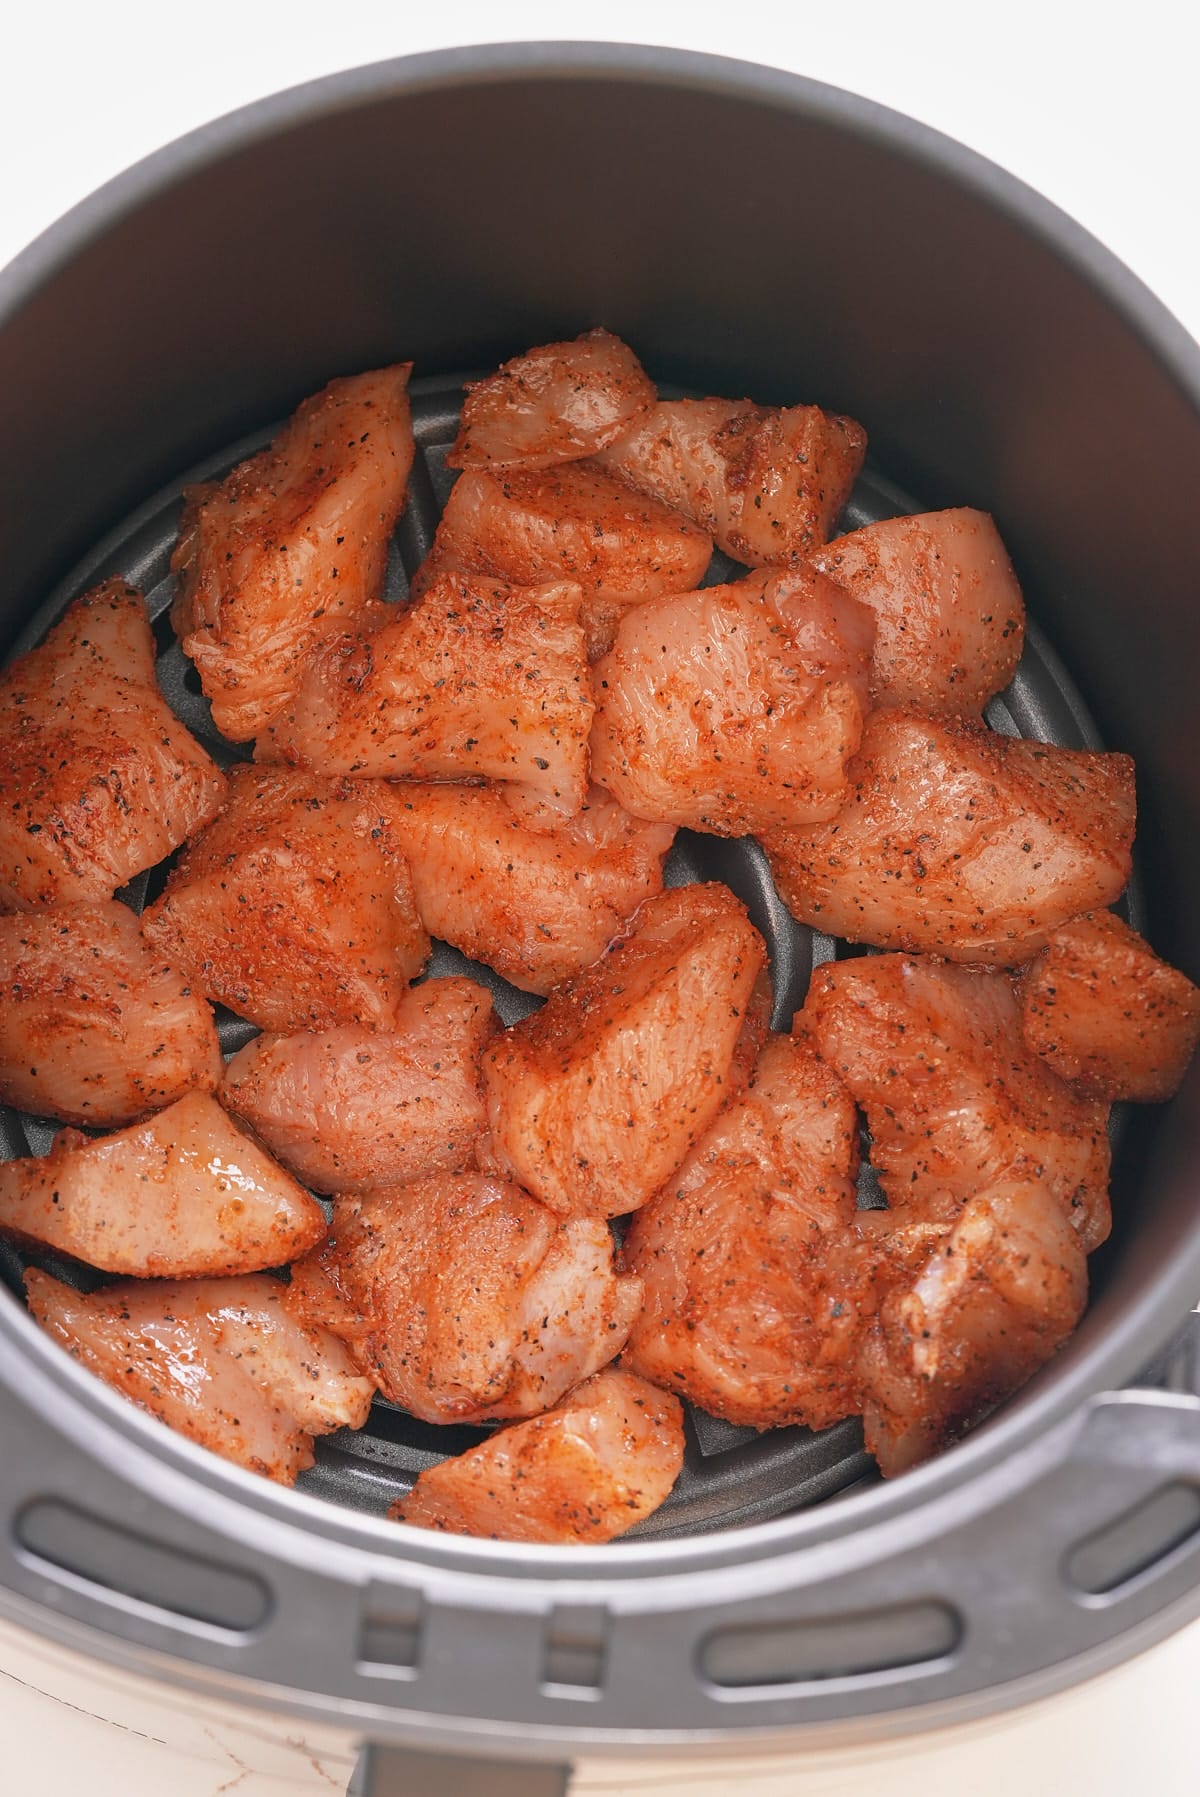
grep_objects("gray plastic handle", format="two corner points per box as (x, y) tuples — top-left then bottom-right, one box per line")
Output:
(351, 1743), (570, 1796)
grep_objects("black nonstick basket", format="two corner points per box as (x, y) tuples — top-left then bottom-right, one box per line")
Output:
(1, 43), (1199, 1795)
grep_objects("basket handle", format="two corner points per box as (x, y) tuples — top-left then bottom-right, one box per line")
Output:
(350, 1743), (570, 1796)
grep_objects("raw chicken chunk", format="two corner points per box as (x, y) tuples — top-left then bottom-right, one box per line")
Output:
(296, 1171), (642, 1423)
(171, 364), (414, 741)
(449, 329), (656, 470)
(221, 976), (495, 1195)
(765, 708), (1136, 964)
(141, 767), (429, 1032)
(590, 567), (875, 835)
(0, 1092), (326, 1277)
(26, 1269), (373, 1484)
(385, 782), (675, 994)
(392, 1368), (684, 1543)
(260, 572), (592, 811)
(596, 396), (866, 566)
(859, 1177), (1088, 1475)
(1020, 909), (1200, 1101)
(411, 463), (713, 658)
(801, 954), (1112, 1251)
(623, 1034), (869, 1430)
(0, 581), (226, 909)
(814, 508), (1025, 715)
(0, 902), (221, 1126)
(483, 883), (768, 1219)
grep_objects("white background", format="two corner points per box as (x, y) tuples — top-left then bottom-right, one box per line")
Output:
(1, 2), (1198, 1792)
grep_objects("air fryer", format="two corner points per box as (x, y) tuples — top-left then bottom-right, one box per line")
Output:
(0, 42), (1199, 1796)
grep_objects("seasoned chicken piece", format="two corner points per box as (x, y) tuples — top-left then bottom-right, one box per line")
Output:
(0, 902), (221, 1126)
(596, 396), (866, 566)
(171, 364), (414, 741)
(483, 883), (768, 1219)
(284, 1253), (364, 1340)
(260, 572), (592, 811)
(0, 1092), (326, 1277)
(221, 976), (496, 1195)
(141, 767), (428, 1032)
(814, 508), (1025, 715)
(623, 1035), (870, 1430)
(26, 1269), (373, 1484)
(765, 708), (1136, 964)
(859, 1177), (1088, 1475)
(296, 1172), (642, 1423)
(1020, 910), (1200, 1101)
(385, 782), (675, 994)
(449, 329), (656, 471)
(392, 1367), (684, 1543)
(801, 954), (1112, 1250)
(0, 581), (226, 909)
(590, 567), (875, 835)
(411, 463), (713, 658)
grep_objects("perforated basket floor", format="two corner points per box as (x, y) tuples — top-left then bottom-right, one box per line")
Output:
(0, 373), (1136, 1539)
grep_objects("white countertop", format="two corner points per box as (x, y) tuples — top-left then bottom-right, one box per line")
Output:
(2, 4), (1198, 1792)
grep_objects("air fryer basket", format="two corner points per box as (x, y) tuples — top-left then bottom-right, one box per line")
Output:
(0, 377), (1149, 1539)
(1, 41), (1200, 1777)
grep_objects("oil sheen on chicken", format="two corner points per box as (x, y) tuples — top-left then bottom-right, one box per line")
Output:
(171, 364), (415, 741)
(590, 568), (876, 834)
(623, 1034), (870, 1430)
(0, 901), (221, 1126)
(259, 572), (593, 811)
(1020, 909), (1200, 1101)
(293, 1171), (642, 1423)
(25, 1269), (374, 1483)
(141, 767), (429, 1032)
(0, 1091), (326, 1277)
(448, 329), (657, 471)
(801, 953), (1112, 1251)
(813, 508), (1026, 715)
(483, 883), (768, 1219)
(595, 396), (867, 565)
(384, 782), (675, 994)
(221, 976), (496, 1195)
(858, 1177), (1088, 1475)
(412, 463), (714, 660)
(0, 581), (226, 909)
(392, 1367), (684, 1543)
(765, 707), (1136, 963)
